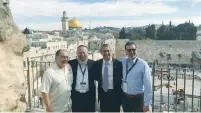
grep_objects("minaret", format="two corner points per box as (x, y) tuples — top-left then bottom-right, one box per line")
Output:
(61, 11), (69, 31)
(89, 20), (91, 29)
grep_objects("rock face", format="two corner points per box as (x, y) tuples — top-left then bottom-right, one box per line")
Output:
(0, 0), (28, 112)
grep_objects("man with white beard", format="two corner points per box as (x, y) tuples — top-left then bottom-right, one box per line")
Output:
(68, 45), (96, 112)
(40, 49), (73, 112)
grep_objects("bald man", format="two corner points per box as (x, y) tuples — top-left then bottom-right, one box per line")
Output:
(40, 49), (73, 112)
(68, 45), (96, 112)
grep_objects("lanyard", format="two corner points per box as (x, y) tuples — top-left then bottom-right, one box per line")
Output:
(78, 63), (87, 82)
(124, 58), (138, 81)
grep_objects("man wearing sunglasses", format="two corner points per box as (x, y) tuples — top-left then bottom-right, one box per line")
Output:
(121, 41), (152, 112)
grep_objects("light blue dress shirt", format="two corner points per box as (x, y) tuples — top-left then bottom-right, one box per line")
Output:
(121, 57), (152, 106)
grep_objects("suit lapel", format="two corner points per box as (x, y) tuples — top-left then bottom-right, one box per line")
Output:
(87, 60), (92, 70)
(112, 58), (117, 89)
(87, 60), (91, 84)
(73, 60), (78, 83)
(99, 59), (103, 84)
(112, 58), (117, 77)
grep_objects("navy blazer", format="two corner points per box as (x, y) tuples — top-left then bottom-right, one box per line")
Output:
(92, 58), (123, 102)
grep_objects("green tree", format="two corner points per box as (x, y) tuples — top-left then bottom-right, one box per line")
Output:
(22, 28), (31, 35)
(156, 21), (176, 40)
(119, 27), (127, 39)
(129, 27), (146, 40)
(145, 24), (156, 39)
(167, 21), (176, 40)
(198, 25), (201, 30)
(156, 25), (169, 40)
(174, 22), (197, 40)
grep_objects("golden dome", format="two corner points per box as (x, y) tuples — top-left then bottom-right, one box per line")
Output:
(68, 17), (82, 28)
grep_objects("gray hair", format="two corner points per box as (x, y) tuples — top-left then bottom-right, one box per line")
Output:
(100, 43), (111, 51)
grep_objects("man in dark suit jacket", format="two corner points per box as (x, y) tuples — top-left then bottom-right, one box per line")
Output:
(68, 45), (96, 112)
(93, 43), (122, 112)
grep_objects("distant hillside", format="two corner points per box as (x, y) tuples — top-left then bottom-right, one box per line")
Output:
(86, 27), (121, 39)
(197, 30), (201, 36)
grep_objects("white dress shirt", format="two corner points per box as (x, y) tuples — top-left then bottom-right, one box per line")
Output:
(40, 63), (73, 112)
(102, 59), (113, 89)
(75, 63), (89, 93)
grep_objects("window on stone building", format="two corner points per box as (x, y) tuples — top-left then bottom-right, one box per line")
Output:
(48, 47), (50, 50)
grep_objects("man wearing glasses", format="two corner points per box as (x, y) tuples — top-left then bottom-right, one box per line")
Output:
(121, 41), (152, 112)
(40, 49), (73, 112)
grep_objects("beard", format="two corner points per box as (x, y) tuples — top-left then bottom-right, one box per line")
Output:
(78, 58), (88, 64)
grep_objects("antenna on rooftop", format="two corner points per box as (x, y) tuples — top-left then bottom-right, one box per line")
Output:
(89, 20), (91, 29)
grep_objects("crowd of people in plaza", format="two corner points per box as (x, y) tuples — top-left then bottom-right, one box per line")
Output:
(40, 41), (152, 112)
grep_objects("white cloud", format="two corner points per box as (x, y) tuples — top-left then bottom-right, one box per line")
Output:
(8, 0), (201, 31)
(16, 16), (201, 31)
(191, 0), (201, 5)
(10, 0), (178, 18)
(125, 0), (201, 2)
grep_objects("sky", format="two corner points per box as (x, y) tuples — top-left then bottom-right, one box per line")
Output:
(10, 0), (201, 31)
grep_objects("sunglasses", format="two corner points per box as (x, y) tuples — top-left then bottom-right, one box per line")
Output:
(126, 49), (136, 52)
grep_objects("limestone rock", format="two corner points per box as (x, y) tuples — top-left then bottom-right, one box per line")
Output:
(0, 0), (28, 111)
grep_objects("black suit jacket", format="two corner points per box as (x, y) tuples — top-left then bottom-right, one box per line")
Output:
(93, 58), (123, 102)
(68, 59), (96, 103)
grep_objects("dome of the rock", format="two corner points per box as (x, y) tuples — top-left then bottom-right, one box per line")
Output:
(68, 17), (82, 28)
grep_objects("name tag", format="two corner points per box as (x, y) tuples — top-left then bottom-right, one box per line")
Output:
(122, 81), (128, 93)
(79, 82), (87, 92)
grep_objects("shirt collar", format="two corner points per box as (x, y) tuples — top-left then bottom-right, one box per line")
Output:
(127, 57), (137, 63)
(53, 62), (67, 72)
(103, 58), (113, 65)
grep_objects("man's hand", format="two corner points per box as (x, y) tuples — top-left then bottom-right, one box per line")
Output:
(143, 105), (149, 112)
(42, 92), (51, 112)
(46, 107), (52, 112)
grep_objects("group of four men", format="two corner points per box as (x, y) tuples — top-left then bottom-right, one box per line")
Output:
(40, 41), (152, 112)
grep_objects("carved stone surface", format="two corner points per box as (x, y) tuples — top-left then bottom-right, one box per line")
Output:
(0, 0), (28, 111)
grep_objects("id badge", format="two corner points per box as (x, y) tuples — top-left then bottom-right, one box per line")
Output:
(122, 81), (128, 93)
(80, 82), (87, 91)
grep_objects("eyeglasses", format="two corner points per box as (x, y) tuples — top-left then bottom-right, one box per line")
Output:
(60, 55), (69, 60)
(126, 49), (136, 52)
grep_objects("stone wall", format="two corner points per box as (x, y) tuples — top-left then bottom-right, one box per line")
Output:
(116, 40), (201, 64)
(0, 0), (28, 111)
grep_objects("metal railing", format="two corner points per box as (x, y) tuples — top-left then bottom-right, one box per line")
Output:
(151, 62), (201, 112)
(25, 60), (201, 112)
(25, 60), (53, 111)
